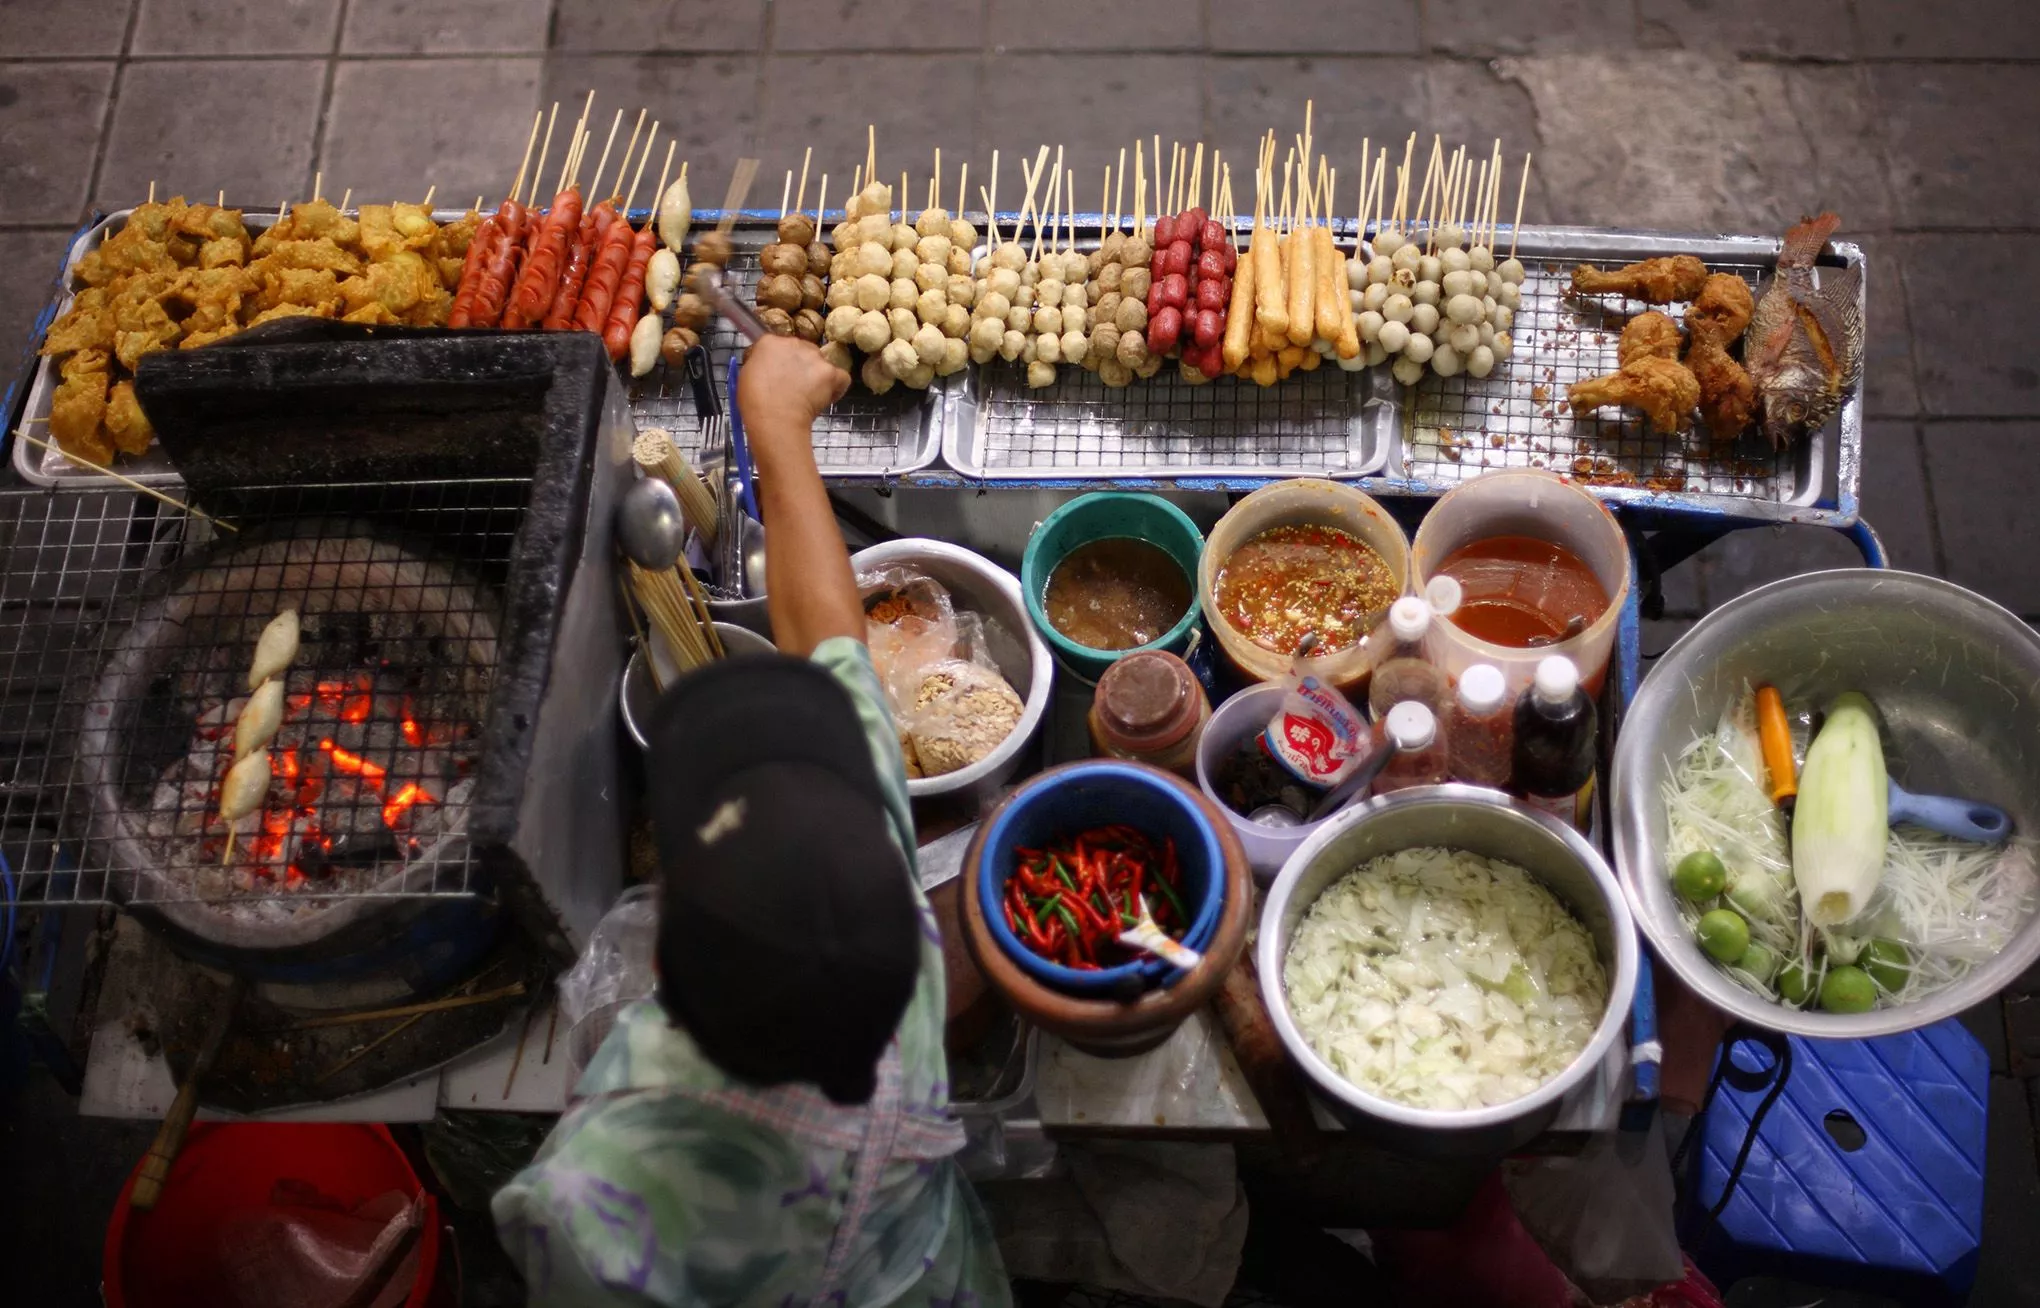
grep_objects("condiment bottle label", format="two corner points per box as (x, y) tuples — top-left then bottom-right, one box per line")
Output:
(1523, 777), (1595, 831)
(1265, 674), (1369, 788)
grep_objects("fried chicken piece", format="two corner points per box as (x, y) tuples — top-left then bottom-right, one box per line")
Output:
(1571, 254), (1709, 304)
(1617, 310), (1683, 366)
(41, 288), (114, 355)
(1568, 355), (1701, 433)
(1686, 272), (1754, 349)
(103, 380), (155, 455)
(49, 349), (113, 465)
(1688, 336), (1756, 442)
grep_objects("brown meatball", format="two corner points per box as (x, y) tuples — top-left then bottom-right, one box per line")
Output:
(757, 273), (804, 312)
(661, 325), (700, 368)
(793, 307), (825, 342)
(777, 214), (817, 247)
(671, 292), (711, 332)
(806, 241), (831, 276)
(759, 306), (795, 337)
(693, 230), (734, 267)
(759, 243), (808, 278)
(799, 273), (826, 310)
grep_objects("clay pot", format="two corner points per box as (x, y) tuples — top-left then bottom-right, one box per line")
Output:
(960, 761), (1253, 1057)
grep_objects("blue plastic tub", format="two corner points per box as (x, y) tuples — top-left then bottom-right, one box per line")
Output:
(977, 761), (1226, 995)
(1020, 493), (1204, 683)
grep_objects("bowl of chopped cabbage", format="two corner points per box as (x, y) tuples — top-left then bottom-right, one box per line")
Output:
(1259, 786), (1637, 1154)
(1612, 568), (2040, 1038)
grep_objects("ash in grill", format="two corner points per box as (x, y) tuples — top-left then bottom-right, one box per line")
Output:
(76, 522), (499, 916)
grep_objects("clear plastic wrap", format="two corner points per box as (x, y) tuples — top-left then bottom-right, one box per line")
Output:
(558, 885), (658, 1081)
(859, 564), (1024, 779)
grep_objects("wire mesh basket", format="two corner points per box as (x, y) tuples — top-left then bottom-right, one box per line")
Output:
(0, 479), (526, 908)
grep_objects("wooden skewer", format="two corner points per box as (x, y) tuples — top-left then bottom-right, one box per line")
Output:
(623, 124), (658, 217)
(649, 141), (675, 234)
(815, 172), (828, 228)
(1113, 146), (1125, 233)
(509, 110), (543, 205)
(288, 983), (530, 1030)
(955, 160), (966, 221)
(14, 430), (237, 529)
(796, 145), (812, 216)
(612, 108), (646, 201)
(148, 180), (156, 204)
(987, 148), (999, 238)
(717, 156), (757, 234)
(530, 103), (558, 205)
(900, 170), (907, 224)
(779, 168), (792, 220)
(1509, 152), (1532, 258)
(339, 187), (353, 211)
(591, 109), (625, 201)
(313, 170), (323, 202)
(931, 145), (941, 214)
(421, 183), (436, 209)
(866, 125), (876, 195)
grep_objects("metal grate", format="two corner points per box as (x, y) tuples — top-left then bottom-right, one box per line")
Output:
(954, 356), (1388, 481)
(626, 226), (941, 478)
(0, 479), (527, 907)
(1398, 254), (1801, 500)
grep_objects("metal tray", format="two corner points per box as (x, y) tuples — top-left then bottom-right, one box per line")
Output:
(626, 220), (943, 481)
(1364, 226), (1862, 526)
(11, 204), (482, 490)
(942, 231), (1392, 485)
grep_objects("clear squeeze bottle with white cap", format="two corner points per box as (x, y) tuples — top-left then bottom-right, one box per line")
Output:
(1367, 596), (1444, 721)
(1373, 702), (1446, 794)
(1511, 654), (1597, 829)
(1446, 662), (1513, 789)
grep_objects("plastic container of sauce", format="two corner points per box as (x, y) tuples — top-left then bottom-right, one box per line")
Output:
(1198, 480), (1411, 691)
(1409, 470), (1630, 697)
(1446, 662), (1514, 789)
(1373, 701), (1447, 794)
(1023, 492), (1205, 684)
(1089, 650), (1210, 778)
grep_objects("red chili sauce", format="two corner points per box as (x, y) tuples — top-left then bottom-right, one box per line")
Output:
(1435, 535), (1610, 647)
(1213, 524), (1400, 657)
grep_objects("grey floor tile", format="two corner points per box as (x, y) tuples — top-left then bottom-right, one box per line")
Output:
(1427, 0), (1636, 54)
(775, 0), (983, 50)
(0, 0), (133, 55)
(544, 56), (760, 207)
(1420, 60), (1550, 220)
(1974, 1074), (2040, 1308)
(990, 0), (1200, 51)
(342, 0), (550, 53)
(1853, 232), (1918, 420)
(550, 0), (765, 52)
(1691, 521), (1870, 609)
(1855, 421), (1936, 574)
(0, 229), (77, 389)
(1922, 421), (2040, 615)
(320, 58), (541, 211)
(1211, 0), (1419, 54)
(1494, 54), (1888, 233)
(0, 62), (114, 224)
(130, 0), (339, 54)
(1205, 58), (1425, 217)
(977, 56), (1193, 207)
(1875, 64), (2040, 231)
(97, 60), (322, 208)
(1898, 235), (2040, 419)
(1638, 0), (1852, 58)
(1855, 0), (2040, 58)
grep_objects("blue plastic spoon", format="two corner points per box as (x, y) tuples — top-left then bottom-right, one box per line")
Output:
(1887, 779), (2013, 843)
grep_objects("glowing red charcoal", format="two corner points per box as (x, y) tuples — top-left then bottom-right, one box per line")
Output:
(319, 738), (388, 787)
(381, 782), (436, 828)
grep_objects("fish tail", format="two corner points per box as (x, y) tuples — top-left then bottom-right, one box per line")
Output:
(1778, 212), (1841, 268)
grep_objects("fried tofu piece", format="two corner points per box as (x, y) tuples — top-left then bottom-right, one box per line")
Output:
(246, 303), (329, 327)
(255, 199), (358, 256)
(112, 294), (181, 371)
(198, 235), (249, 269)
(341, 302), (401, 326)
(41, 288), (115, 355)
(103, 380), (155, 455)
(257, 238), (362, 278)
(172, 265), (257, 335)
(255, 266), (344, 316)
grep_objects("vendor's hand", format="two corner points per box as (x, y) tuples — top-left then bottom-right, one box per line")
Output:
(737, 335), (850, 457)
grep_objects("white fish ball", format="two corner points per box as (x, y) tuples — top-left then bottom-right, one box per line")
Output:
(1492, 331), (1514, 361)
(942, 302), (969, 337)
(1367, 255), (1394, 285)
(1402, 331), (1435, 364)
(1036, 278), (1065, 307)
(1034, 305), (1064, 337)
(977, 290), (1011, 321)
(1006, 305), (1030, 333)
(950, 219), (978, 249)
(1436, 225), (1464, 251)
(1391, 355), (1426, 386)
(1359, 309), (1384, 342)
(1392, 266), (1417, 292)
(1346, 257), (1368, 290)
(916, 288), (947, 322)
(889, 278), (918, 311)
(1431, 342), (1464, 377)
(993, 242), (1027, 271)
(890, 247), (920, 281)
(1497, 281), (1522, 310)
(854, 273), (891, 312)
(937, 336), (969, 375)
(1418, 255), (1442, 283)
(914, 262), (945, 293)
(1027, 359), (1056, 389)
(1442, 269), (1475, 298)
(1383, 293), (1415, 324)
(1063, 282), (1088, 310)
(1350, 288), (1367, 312)
(968, 316), (1003, 351)
(1364, 340), (1388, 367)
(1412, 279), (1441, 307)
(1014, 283), (1035, 309)
(1061, 329), (1089, 366)
(946, 274), (976, 308)
(861, 354), (896, 394)
(946, 246), (971, 276)
(912, 322), (945, 364)
(825, 304), (861, 342)
(889, 306), (918, 341)
(1497, 256), (1526, 284)
(890, 223), (918, 252)
(1449, 322), (1480, 353)
(999, 328), (1026, 361)
(1468, 269), (1489, 298)
(881, 338), (918, 378)
(852, 309), (891, 352)
(1440, 247), (1471, 274)
(1374, 230), (1407, 256)
(1446, 293), (1485, 325)
(1378, 318), (1411, 353)
(1469, 245), (1495, 272)
(1491, 304), (1514, 333)
(1467, 345), (1496, 378)
(1391, 243), (1422, 273)
(1036, 330), (1062, 363)
(1362, 282), (1391, 313)
(988, 266), (1021, 299)
(916, 234), (953, 267)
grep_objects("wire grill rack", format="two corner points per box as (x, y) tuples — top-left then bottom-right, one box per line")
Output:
(949, 356), (1389, 482)
(1378, 230), (1854, 521)
(626, 224), (941, 479)
(0, 478), (527, 907)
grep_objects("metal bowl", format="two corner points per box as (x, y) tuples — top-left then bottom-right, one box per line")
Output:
(851, 538), (1054, 801)
(1258, 786), (1639, 1156)
(619, 624), (777, 751)
(1612, 568), (2040, 1038)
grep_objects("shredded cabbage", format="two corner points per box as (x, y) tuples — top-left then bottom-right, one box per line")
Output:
(1283, 846), (1609, 1111)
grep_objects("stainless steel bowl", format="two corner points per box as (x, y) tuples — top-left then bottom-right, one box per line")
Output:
(851, 538), (1054, 801)
(1258, 785), (1640, 1156)
(1612, 568), (2040, 1037)
(620, 624), (777, 750)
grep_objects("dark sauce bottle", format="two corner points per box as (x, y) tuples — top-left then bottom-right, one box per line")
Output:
(1511, 655), (1596, 829)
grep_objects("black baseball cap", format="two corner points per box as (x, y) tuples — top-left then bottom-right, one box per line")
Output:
(645, 654), (920, 1106)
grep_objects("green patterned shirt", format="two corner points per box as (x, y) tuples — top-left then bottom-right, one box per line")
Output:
(494, 638), (1009, 1308)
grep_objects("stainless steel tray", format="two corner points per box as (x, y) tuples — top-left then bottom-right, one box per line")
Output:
(942, 231), (1392, 485)
(1365, 226), (1862, 526)
(627, 221), (943, 481)
(10, 204), (483, 490)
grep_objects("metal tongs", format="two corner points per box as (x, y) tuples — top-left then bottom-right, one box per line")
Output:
(688, 264), (770, 345)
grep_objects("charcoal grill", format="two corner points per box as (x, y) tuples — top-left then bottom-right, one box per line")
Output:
(1, 327), (636, 982)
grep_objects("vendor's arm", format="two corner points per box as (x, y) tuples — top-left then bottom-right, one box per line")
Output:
(737, 335), (857, 656)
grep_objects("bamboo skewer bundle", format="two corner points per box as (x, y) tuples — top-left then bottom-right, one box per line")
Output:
(632, 428), (720, 545)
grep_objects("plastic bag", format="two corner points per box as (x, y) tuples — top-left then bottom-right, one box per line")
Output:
(218, 1186), (425, 1308)
(859, 565), (1024, 779)
(1264, 667), (1377, 789)
(557, 885), (658, 1081)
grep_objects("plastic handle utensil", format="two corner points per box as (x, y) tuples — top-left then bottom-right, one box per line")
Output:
(1887, 779), (2013, 843)
(1118, 894), (1203, 973)
(725, 352), (760, 523)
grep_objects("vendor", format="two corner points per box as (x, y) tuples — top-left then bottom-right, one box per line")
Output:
(493, 336), (1011, 1308)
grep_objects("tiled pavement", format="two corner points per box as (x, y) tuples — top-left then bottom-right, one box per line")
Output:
(3, 0), (2040, 1300)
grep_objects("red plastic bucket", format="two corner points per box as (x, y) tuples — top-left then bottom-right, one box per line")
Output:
(103, 1122), (444, 1308)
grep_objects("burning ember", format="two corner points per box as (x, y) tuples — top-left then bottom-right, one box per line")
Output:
(150, 666), (478, 899)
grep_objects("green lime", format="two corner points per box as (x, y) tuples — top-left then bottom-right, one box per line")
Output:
(1736, 941), (1781, 984)
(1674, 850), (1728, 901)
(1697, 909), (1751, 964)
(1819, 965), (1877, 1014)
(1776, 962), (1816, 1006)
(1863, 939), (1912, 994)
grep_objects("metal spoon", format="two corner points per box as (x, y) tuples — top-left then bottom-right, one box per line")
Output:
(739, 513), (768, 595)
(617, 477), (687, 571)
